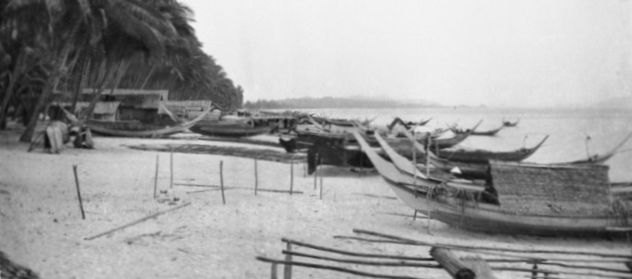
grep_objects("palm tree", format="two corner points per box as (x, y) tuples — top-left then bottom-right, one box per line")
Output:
(1, 0), (186, 141)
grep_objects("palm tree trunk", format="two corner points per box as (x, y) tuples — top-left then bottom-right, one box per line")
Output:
(139, 64), (156, 90)
(70, 55), (90, 113)
(83, 60), (129, 120)
(0, 48), (25, 129)
(19, 46), (71, 142)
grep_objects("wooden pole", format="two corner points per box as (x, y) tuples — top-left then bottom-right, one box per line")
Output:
(72, 165), (86, 220)
(313, 154), (318, 190)
(319, 170), (324, 200)
(270, 263), (278, 279)
(170, 148), (174, 189)
(425, 135), (430, 177)
(84, 202), (191, 240)
(254, 159), (258, 196)
(319, 156), (323, 199)
(153, 154), (159, 199)
(258, 256), (424, 279)
(220, 160), (226, 205)
(531, 262), (539, 279)
(283, 242), (292, 279)
(460, 256), (498, 279)
(430, 247), (475, 279)
(282, 250), (441, 268)
(354, 229), (632, 259)
(281, 238), (435, 261)
(289, 161), (294, 195)
(413, 210), (417, 221)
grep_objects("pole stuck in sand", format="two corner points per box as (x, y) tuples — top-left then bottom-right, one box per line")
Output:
(220, 160), (226, 204)
(289, 161), (294, 195)
(319, 157), (324, 200)
(153, 154), (159, 199)
(313, 154), (318, 190)
(170, 148), (174, 189)
(72, 164), (86, 220)
(284, 242), (293, 279)
(254, 159), (259, 196)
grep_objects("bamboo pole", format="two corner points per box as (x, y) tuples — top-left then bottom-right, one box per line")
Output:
(289, 161), (294, 195)
(319, 156), (323, 200)
(220, 160), (226, 205)
(313, 154), (318, 190)
(153, 154), (159, 199)
(531, 262), (539, 279)
(430, 247), (475, 279)
(170, 148), (174, 189)
(281, 238), (434, 261)
(72, 165), (85, 220)
(254, 159), (258, 196)
(271, 263), (278, 279)
(353, 229), (632, 259)
(319, 172), (324, 200)
(85, 202), (191, 240)
(256, 257), (423, 279)
(283, 250), (441, 268)
(491, 267), (632, 279)
(283, 242), (292, 279)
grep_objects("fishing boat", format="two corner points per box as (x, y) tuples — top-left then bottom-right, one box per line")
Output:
(434, 135), (549, 164)
(502, 118), (519, 127)
(470, 125), (504, 136)
(87, 107), (212, 138)
(190, 116), (274, 138)
(425, 120), (481, 150)
(353, 131), (632, 235)
(561, 132), (632, 165)
(451, 121), (504, 136)
(386, 117), (432, 132)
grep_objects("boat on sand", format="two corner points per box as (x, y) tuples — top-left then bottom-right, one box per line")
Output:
(87, 107), (212, 138)
(353, 130), (632, 235)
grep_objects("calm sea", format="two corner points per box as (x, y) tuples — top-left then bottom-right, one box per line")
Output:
(279, 107), (632, 181)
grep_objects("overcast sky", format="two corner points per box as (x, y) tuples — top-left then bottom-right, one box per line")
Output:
(184, 0), (632, 107)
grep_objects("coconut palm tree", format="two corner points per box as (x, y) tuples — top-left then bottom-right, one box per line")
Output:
(1, 0), (187, 141)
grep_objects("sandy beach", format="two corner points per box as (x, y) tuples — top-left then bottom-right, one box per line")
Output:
(1, 125), (630, 279)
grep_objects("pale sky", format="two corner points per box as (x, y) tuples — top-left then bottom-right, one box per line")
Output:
(184, 0), (632, 107)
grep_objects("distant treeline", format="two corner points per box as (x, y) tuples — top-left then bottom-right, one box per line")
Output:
(244, 97), (440, 109)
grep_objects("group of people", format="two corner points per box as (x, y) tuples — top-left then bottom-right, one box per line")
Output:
(28, 104), (94, 153)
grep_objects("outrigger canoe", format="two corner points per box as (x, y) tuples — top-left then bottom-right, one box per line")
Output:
(87, 107), (212, 138)
(435, 135), (549, 164)
(353, 130), (632, 235)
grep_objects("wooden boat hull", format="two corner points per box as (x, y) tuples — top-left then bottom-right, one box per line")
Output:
(191, 122), (273, 137)
(353, 131), (632, 235)
(435, 136), (548, 164)
(86, 107), (211, 138)
(387, 180), (629, 235)
(87, 121), (187, 138)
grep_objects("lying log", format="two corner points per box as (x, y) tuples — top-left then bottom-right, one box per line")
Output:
(430, 247), (475, 279)
(256, 257), (423, 279)
(84, 202), (191, 240)
(281, 238), (433, 261)
(459, 256), (497, 279)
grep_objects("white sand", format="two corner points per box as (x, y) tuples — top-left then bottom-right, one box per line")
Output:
(0, 128), (629, 279)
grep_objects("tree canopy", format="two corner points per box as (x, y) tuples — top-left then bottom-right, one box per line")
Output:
(0, 0), (243, 141)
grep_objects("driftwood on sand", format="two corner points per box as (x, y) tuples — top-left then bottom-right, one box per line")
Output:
(84, 202), (191, 240)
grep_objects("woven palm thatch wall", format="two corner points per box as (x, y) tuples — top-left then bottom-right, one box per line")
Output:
(490, 161), (610, 216)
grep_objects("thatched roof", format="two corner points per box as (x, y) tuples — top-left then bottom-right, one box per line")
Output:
(490, 161), (611, 216)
